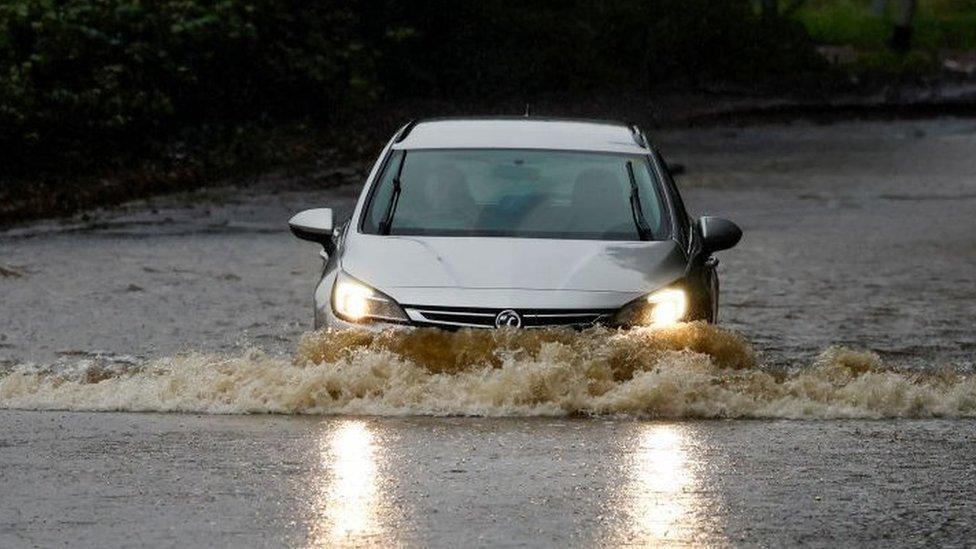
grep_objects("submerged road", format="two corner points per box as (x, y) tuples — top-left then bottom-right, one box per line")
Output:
(3, 413), (975, 546)
(1, 118), (976, 546)
(2, 118), (974, 367)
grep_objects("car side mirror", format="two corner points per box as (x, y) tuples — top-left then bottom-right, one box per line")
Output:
(698, 216), (742, 255)
(289, 208), (335, 252)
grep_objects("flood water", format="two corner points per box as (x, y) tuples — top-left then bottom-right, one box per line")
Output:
(1, 118), (975, 546)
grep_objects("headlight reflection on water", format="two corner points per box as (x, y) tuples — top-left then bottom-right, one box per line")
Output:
(311, 420), (386, 547)
(621, 425), (706, 545)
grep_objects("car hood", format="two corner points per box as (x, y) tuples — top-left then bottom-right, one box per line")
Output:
(341, 234), (687, 293)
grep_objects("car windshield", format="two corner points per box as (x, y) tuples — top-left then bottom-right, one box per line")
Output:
(361, 149), (670, 240)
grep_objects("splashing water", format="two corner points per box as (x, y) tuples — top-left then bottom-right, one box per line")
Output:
(1, 323), (974, 418)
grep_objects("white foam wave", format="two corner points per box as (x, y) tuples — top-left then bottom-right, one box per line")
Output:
(1, 324), (974, 418)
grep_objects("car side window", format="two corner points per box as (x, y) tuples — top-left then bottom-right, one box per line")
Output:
(360, 151), (401, 233)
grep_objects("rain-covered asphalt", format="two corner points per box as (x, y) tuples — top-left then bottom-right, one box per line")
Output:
(1, 118), (975, 546)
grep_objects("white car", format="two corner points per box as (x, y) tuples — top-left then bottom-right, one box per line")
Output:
(289, 117), (741, 330)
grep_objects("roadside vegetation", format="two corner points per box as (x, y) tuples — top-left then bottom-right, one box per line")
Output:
(1, 1), (974, 224)
(796, 0), (976, 49)
(791, 0), (976, 81)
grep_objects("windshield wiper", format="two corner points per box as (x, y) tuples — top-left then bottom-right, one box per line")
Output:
(626, 161), (653, 240)
(378, 151), (407, 235)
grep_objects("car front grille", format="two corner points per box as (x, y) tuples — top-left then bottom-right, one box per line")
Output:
(403, 305), (615, 329)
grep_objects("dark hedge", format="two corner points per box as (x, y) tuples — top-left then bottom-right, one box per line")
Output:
(0, 0), (819, 178)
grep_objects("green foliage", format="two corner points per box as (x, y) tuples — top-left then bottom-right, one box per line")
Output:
(794, 1), (891, 46)
(0, 0), (820, 179)
(789, 0), (976, 84)
(795, 0), (976, 50)
(0, 0), (370, 174)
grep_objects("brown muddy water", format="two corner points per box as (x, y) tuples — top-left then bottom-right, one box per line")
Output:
(1, 118), (976, 546)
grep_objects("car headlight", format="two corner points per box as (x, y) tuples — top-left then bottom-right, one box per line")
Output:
(332, 271), (409, 324)
(612, 286), (688, 327)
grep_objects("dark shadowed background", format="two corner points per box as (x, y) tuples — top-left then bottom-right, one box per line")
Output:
(1, 0), (972, 223)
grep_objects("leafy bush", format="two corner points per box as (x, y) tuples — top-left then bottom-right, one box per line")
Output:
(0, 0), (819, 180)
(0, 0), (370, 175)
(795, 0), (976, 50)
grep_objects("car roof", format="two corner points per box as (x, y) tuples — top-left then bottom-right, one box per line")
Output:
(393, 117), (650, 154)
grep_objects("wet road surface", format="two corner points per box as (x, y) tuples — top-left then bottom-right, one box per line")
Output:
(2, 118), (974, 367)
(3, 413), (976, 547)
(2, 118), (976, 546)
